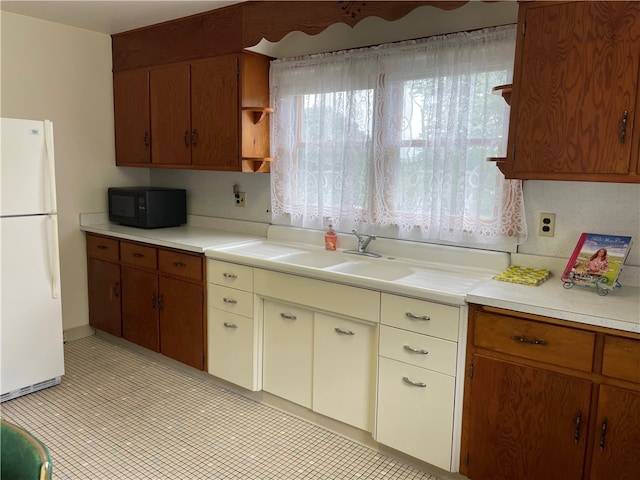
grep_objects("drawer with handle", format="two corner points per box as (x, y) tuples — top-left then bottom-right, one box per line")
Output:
(159, 249), (202, 281)
(86, 234), (119, 262)
(208, 284), (253, 318)
(602, 335), (640, 383)
(473, 310), (596, 372)
(379, 325), (457, 376)
(381, 293), (459, 342)
(120, 241), (157, 269)
(208, 259), (253, 292)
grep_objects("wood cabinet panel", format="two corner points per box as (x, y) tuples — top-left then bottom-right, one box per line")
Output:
(589, 385), (640, 480)
(473, 309), (595, 372)
(86, 235), (120, 262)
(504, 1), (640, 182)
(466, 355), (591, 480)
(121, 266), (159, 352)
(87, 258), (121, 337)
(150, 64), (191, 165)
(601, 335), (640, 384)
(159, 276), (204, 370)
(191, 56), (239, 169)
(158, 249), (202, 281)
(114, 69), (150, 165)
(120, 241), (157, 269)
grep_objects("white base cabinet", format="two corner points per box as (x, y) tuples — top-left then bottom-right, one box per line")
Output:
(262, 299), (313, 408)
(256, 269), (379, 432)
(207, 260), (261, 391)
(313, 313), (377, 432)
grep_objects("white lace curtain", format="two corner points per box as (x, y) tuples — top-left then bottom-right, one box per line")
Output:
(270, 24), (527, 251)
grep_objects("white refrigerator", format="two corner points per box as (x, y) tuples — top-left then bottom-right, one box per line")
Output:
(1, 117), (65, 402)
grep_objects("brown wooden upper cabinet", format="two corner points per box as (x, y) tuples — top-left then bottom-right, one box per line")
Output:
(499, 1), (640, 182)
(114, 52), (271, 172)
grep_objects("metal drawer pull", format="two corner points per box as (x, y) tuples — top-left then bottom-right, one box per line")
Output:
(280, 313), (297, 320)
(599, 418), (608, 450)
(406, 312), (430, 321)
(223, 273), (238, 279)
(402, 376), (427, 388)
(335, 327), (355, 336)
(511, 335), (548, 346)
(172, 262), (186, 268)
(574, 410), (582, 443)
(223, 297), (237, 304)
(620, 110), (628, 144)
(133, 253), (144, 258)
(223, 322), (238, 329)
(97, 245), (108, 250)
(403, 345), (429, 355)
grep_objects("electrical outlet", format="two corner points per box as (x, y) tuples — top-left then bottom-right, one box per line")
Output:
(538, 213), (555, 237)
(235, 192), (246, 207)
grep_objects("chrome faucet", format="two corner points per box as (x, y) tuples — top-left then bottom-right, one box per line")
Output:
(344, 229), (381, 257)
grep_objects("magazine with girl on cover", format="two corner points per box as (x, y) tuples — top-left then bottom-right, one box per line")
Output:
(562, 233), (633, 289)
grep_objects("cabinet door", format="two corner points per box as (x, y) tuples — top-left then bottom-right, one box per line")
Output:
(466, 355), (591, 480)
(313, 313), (377, 432)
(191, 55), (239, 170)
(87, 258), (122, 337)
(510, 2), (640, 178)
(159, 276), (204, 370)
(262, 300), (313, 408)
(589, 385), (640, 480)
(377, 357), (455, 470)
(114, 69), (151, 165)
(150, 64), (191, 165)
(207, 309), (256, 390)
(121, 266), (159, 352)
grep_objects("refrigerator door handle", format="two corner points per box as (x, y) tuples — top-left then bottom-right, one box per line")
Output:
(44, 120), (57, 213)
(50, 214), (61, 299)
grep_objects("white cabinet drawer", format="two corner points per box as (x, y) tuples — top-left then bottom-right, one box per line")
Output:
(207, 309), (257, 390)
(255, 269), (380, 323)
(208, 284), (253, 318)
(208, 259), (254, 292)
(376, 357), (455, 470)
(381, 293), (459, 341)
(263, 300), (313, 408)
(379, 325), (457, 376)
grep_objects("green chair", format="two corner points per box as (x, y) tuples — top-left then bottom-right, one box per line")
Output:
(1, 419), (52, 480)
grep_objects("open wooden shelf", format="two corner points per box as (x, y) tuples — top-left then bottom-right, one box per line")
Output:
(242, 107), (274, 124)
(492, 84), (512, 106)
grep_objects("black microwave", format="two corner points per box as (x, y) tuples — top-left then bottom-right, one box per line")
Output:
(108, 187), (187, 228)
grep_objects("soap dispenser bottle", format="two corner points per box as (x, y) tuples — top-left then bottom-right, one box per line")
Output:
(325, 224), (337, 251)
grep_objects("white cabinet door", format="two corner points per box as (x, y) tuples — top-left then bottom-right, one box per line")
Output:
(313, 313), (377, 432)
(207, 308), (257, 390)
(262, 300), (313, 408)
(376, 357), (455, 470)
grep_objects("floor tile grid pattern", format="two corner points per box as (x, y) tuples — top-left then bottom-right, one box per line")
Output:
(1, 336), (441, 480)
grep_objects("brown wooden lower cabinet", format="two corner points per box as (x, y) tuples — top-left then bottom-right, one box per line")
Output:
(86, 233), (205, 370)
(461, 304), (640, 480)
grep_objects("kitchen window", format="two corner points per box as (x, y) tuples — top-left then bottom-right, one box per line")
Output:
(270, 24), (526, 251)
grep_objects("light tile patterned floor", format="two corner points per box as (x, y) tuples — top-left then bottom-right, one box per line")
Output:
(1, 335), (442, 479)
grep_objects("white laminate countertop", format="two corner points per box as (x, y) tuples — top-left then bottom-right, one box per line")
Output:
(467, 276), (640, 334)
(79, 215), (640, 333)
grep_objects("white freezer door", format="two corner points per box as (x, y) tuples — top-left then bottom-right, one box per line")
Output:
(1, 117), (57, 216)
(1, 215), (65, 395)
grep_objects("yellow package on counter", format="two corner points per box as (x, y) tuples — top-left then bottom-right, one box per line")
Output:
(493, 265), (552, 286)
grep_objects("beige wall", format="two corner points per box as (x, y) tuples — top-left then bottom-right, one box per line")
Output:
(1, 11), (148, 332)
